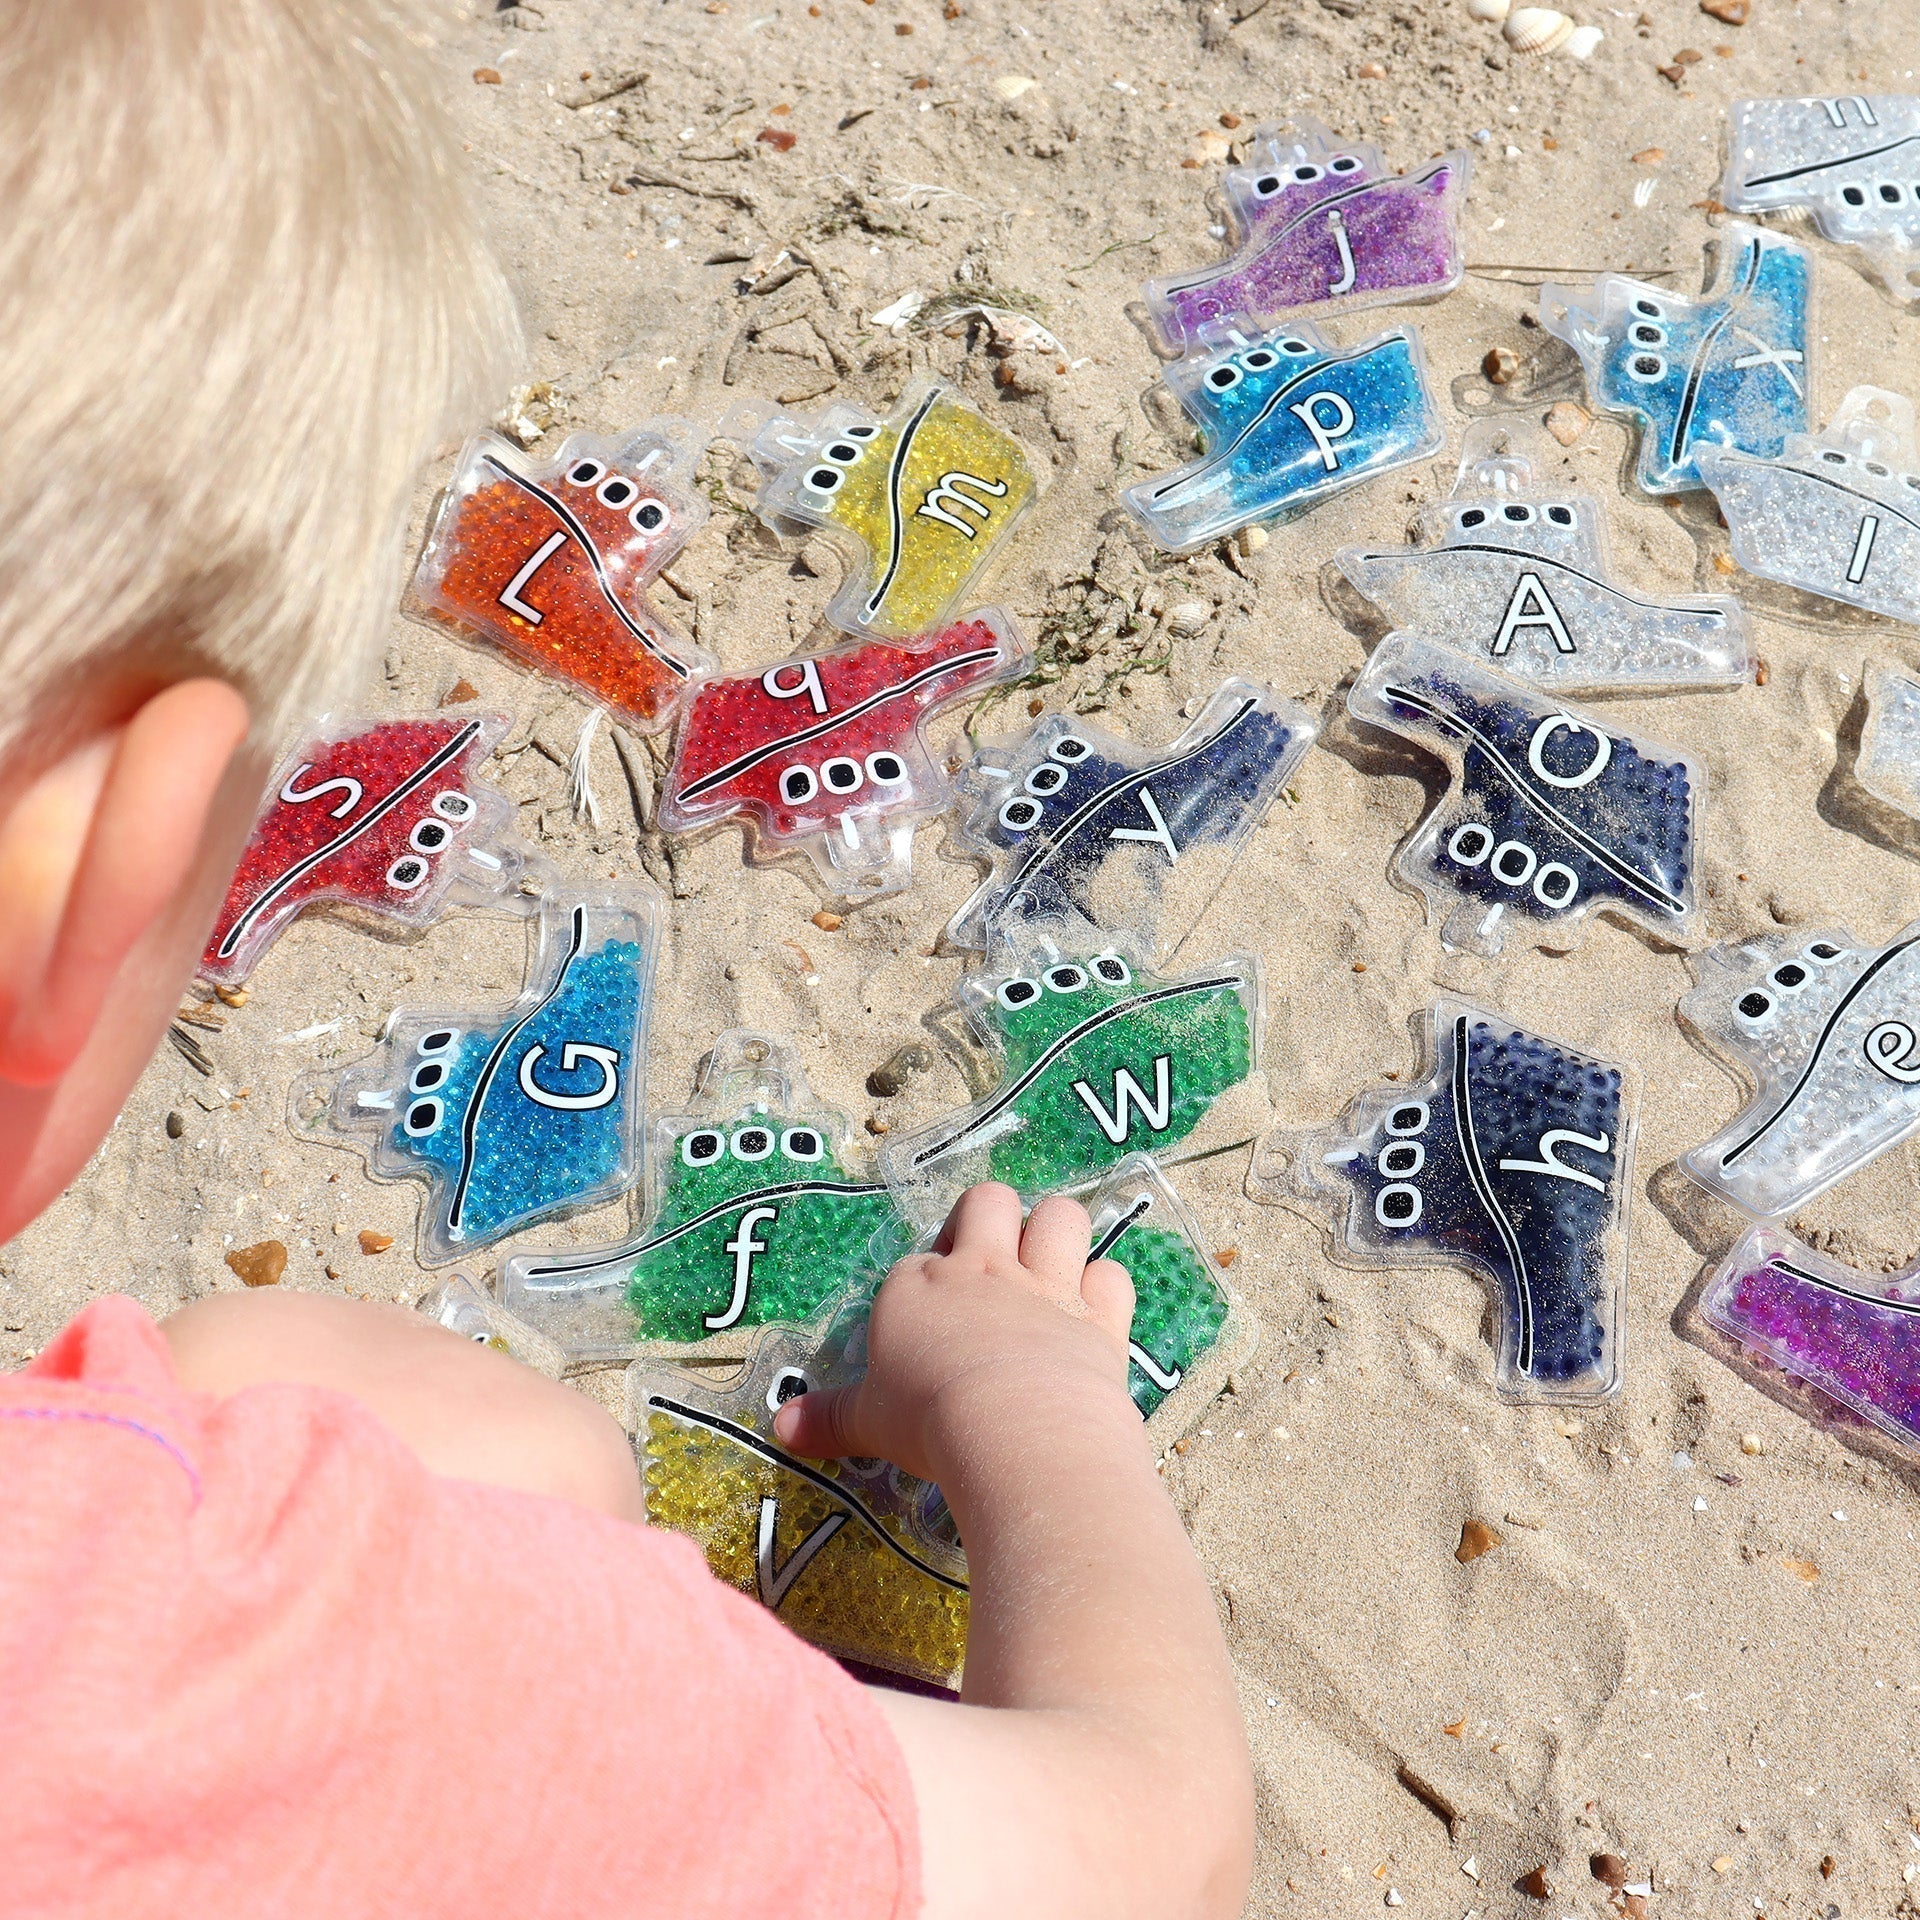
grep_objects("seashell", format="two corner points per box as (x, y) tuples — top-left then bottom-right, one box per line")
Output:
(1165, 600), (1212, 637)
(993, 74), (1037, 101)
(1503, 6), (1574, 52)
(1465, 0), (1510, 20)
(1564, 22), (1603, 55)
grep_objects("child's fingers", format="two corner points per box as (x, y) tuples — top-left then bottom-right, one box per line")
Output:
(1019, 1193), (1094, 1301)
(1080, 1256), (1136, 1352)
(937, 1181), (1024, 1260)
(772, 1383), (866, 1460)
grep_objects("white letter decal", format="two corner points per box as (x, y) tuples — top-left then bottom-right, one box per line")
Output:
(279, 766), (363, 819)
(1108, 787), (1179, 863)
(1072, 1055), (1173, 1145)
(1526, 713), (1611, 790)
(1492, 573), (1576, 657)
(707, 1204), (779, 1331)
(1497, 1127), (1612, 1192)
(1288, 391), (1357, 472)
(516, 1041), (622, 1111)
(498, 530), (568, 626)
(756, 1498), (848, 1609)
(762, 659), (828, 715)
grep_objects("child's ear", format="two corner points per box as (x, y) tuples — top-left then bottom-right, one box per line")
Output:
(0, 679), (251, 1087)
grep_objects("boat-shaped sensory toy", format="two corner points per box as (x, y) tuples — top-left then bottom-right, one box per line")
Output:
(946, 678), (1316, 964)
(502, 1031), (911, 1363)
(735, 380), (1038, 640)
(1680, 921), (1920, 1220)
(409, 421), (714, 733)
(1701, 1221), (1920, 1458)
(883, 934), (1266, 1229)
(659, 612), (1027, 898)
(1124, 317), (1444, 552)
(1719, 93), (1920, 303)
(200, 710), (527, 988)
(1857, 659), (1920, 823)
(297, 889), (659, 1262)
(1338, 436), (1751, 692)
(1542, 225), (1811, 496)
(1251, 997), (1637, 1404)
(1085, 1156), (1258, 1447)
(1142, 119), (1472, 352)
(1349, 634), (1702, 956)
(1694, 386), (1920, 627)
(631, 1314), (969, 1692)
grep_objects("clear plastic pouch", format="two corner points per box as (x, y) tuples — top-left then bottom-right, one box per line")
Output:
(1348, 633), (1703, 956)
(1719, 93), (1920, 304)
(730, 379), (1039, 640)
(1141, 119), (1472, 353)
(881, 930), (1267, 1230)
(408, 420), (714, 732)
(658, 610), (1029, 899)
(1124, 316), (1445, 552)
(943, 678), (1316, 965)
(629, 1306), (969, 1692)
(1858, 658), (1920, 819)
(1694, 385), (1920, 627)
(502, 1031), (912, 1363)
(292, 887), (660, 1263)
(1249, 996), (1638, 1404)
(200, 709), (528, 988)
(1680, 921), (1920, 1220)
(1542, 224), (1811, 496)
(1338, 429), (1752, 691)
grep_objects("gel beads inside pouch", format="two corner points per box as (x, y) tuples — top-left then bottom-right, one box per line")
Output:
(734, 380), (1038, 640)
(297, 888), (659, 1263)
(1338, 435), (1752, 692)
(1694, 386), (1920, 627)
(1140, 119), (1472, 352)
(1349, 633), (1702, 956)
(201, 711), (526, 988)
(1085, 1156), (1258, 1448)
(1124, 317), (1444, 553)
(1680, 921), (1920, 1219)
(1701, 1222), (1920, 1458)
(631, 1317), (969, 1691)
(945, 679), (1317, 964)
(882, 933), (1267, 1230)
(1719, 94), (1920, 304)
(1857, 660), (1920, 822)
(1250, 998), (1637, 1403)
(1542, 224), (1811, 496)
(501, 1031), (911, 1363)
(658, 612), (1028, 899)
(409, 421), (714, 733)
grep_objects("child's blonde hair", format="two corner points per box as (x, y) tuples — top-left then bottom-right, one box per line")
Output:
(0, 0), (519, 767)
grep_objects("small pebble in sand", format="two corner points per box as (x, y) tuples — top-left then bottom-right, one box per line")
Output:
(165, 1111), (185, 1139)
(1712, 1856), (1733, 1873)
(1456, 1518), (1503, 1563)
(1700, 0), (1749, 20)
(1443, 1717), (1468, 1738)
(1358, 60), (1387, 78)
(1591, 1853), (1628, 1889)
(1782, 1556), (1820, 1583)
(1216, 1247), (1239, 1267)
(1741, 1433), (1764, 1454)
(473, 67), (502, 85)
(1632, 146), (1666, 164)
(1352, 961), (1367, 973)
(758, 127), (797, 151)
(1755, 659), (1769, 685)
(226, 1241), (287, 1288)
(358, 1230), (394, 1256)
(1713, 551), (1738, 574)
(1220, 111), (1243, 128)
(1519, 1866), (1553, 1899)
(1545, 400), (1591, 446)
(443, 679), (478, 704)
(1384, 1892), (1404, 1908)
(865, 1114), (891, 1134)
(1483, 346), (1521, 385)
(214, 985), (249, 1009)
(1821, 1855), (1837, 1878)
(812, 910), (843, 932)
(1460, 1856), (1481, 1880)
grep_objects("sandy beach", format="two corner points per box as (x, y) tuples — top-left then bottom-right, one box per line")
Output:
(7, 0), (1920, 1909)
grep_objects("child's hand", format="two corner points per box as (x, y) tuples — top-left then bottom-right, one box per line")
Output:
(772, 1182), (1135, 1482)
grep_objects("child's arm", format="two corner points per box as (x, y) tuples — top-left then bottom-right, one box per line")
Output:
(772, 1182), (1254, 1920)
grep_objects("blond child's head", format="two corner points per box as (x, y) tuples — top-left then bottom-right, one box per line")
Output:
(0, 0), (518, 1241)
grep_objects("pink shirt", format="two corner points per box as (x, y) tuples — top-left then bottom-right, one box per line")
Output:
(0, 1297), (920, 1918)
